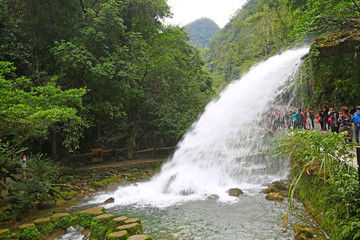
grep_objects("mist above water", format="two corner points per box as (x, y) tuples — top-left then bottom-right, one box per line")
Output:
(89, 47), (309, 208)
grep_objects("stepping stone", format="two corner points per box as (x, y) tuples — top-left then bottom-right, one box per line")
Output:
(116, 223), (142, 235)
(106, 230), (129, 240)
(124, 217), (141, 224)
(128, 234), (153, 240)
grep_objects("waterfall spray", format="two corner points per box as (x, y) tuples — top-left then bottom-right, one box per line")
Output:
(89, 47), (309, 208)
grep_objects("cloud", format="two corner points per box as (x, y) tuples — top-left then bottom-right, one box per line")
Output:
(165, 0), (246, 28)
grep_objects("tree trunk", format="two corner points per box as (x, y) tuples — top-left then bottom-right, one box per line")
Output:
(51, 126), (59, 161)
(127, 109), (138, 159)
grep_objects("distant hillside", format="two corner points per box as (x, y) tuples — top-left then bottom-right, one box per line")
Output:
(185, 18), (220, 49)
(203, 0), (297, 86)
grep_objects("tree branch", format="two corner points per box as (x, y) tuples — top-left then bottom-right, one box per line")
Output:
(79, 0), (87, 19)
(90, 0), (99, 9)
(351, 0), (360, 12)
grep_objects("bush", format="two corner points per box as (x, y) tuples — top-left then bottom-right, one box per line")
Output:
(273, 130), (360, 239)
(9, 155), (58, 215)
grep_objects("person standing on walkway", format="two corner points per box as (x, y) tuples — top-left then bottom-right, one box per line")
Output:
(329, 108), (339, 133)
(338, 107), (353, 142)
(353, 106), (360, 144)
(305, 108), (313, 130)
(350, 106), (356, 115)
(322, 106), (329, 131)
(295, 108), (304, 129)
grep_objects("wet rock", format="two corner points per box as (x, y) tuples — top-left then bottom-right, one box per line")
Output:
(264, 180), (288, 193)
(113, 216), (128, 226)
(107, 230), (129, 240)
(265, 192), (284, 201)
(315, 28), (360, 57)
(116, 223), (142, 235)
(226, 188), (243, 197)
(207, 194), (220, 200)
(124, 217), (141, 224)
(294, 224), (315, 240)
(128, 234), (153, 240)
(104, 197), (115, 203)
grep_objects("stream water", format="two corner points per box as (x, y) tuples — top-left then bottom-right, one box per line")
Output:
(61, 47), (314, 239)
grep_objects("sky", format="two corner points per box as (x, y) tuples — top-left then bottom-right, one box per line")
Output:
(165, 0), (247, 28)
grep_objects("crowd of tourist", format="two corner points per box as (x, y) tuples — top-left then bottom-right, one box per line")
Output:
(265, 105), (360, 144)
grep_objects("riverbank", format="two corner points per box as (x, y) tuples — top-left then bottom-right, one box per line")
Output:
(275, 129), (360, 239)
(0, 158), (166, 230)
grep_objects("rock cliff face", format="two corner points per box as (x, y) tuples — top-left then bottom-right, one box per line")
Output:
(315, 19), (360, 57)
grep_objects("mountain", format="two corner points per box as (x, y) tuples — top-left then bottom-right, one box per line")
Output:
(185, 18), (220, 49)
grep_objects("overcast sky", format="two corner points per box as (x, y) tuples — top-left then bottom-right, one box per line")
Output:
(165, 0), (247, 28)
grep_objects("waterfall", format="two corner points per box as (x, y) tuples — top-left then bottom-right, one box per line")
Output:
(89, 47), (309, 208)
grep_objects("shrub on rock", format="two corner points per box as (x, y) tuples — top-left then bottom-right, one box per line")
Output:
(90, 213), (115, 239)
(18, 223), (40, 240)
(77, 207), (106, 227)
(33, 217), (53, 235)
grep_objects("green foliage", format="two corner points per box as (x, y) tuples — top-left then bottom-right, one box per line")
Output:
(18, 226), (40, 240)
(273, 130), (360, 239)
(204, 0), (297, 87)
(9, 155), (57, 212)
(185, 18), (220, 49)
(0, 61), (86, 151)
(90, 220), (108, 239)
(298, 51), (360, 108)
(52, 215), (71, 231)
(291, 0), (357, 40)
(90, 176), (118, 189)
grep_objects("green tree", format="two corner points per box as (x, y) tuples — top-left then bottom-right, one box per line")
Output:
(0, 61), (86, 191)
(292, 0), (360, 40)
(185, 18), (220, 49)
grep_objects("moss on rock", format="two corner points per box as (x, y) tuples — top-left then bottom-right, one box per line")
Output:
(90, 214), (115, 239)
(264, 180), (288, 194)
(90, 176), (118, 189)
(294, 224), (315, 240)
(106, 230), (129, 240)
(124, 217), (141, 224)
(0, 229), (11, 240)
(18, 223), (40, 240)
(112, 216), (128, 226)
(116, 223), (142, 235)
(51, 213), (72, 231)
(265, 192), (284, 201)
(77, 207), (106, 227)
(33, 217), (52, 235)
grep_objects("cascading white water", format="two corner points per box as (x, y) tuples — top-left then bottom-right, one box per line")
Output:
(89, 47), (309, 208)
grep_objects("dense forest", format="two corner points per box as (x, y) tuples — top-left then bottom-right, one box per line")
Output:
(203, 0), (360, 99)
(2, 0), (360, 231)
(0, 0), (214, 161)
(185, 18), (220, 49)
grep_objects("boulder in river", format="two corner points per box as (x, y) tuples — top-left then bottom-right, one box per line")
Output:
(207, 194), (220, 200)
(294, 224), (315, 240)
(104, 197), (115, 203)
(265, 192), (284, 201)
(226, 188), (243, 197)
